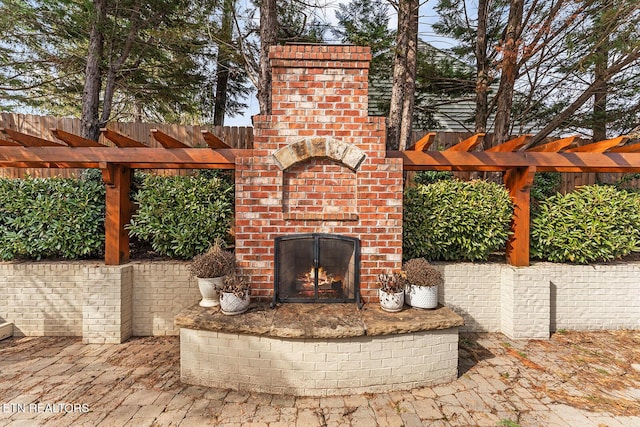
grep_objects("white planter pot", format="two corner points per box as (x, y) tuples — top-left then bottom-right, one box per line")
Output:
(220, 290), (250, 315)
(378, 289), (405, 312)
(405, 284), (438, 309)
(197, 277), (224, 307)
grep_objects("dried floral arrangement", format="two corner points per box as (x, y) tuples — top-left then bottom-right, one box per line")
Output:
(189, 241), (235, 278)
(221, 274), (251, 298)
(403, 258), (442, 287)
(377, 271), (406, 293)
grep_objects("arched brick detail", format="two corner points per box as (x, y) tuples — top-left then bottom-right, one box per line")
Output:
(273, 137), (366, 171)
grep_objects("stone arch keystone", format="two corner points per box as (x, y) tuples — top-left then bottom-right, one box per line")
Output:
(273, 137), (366, 171)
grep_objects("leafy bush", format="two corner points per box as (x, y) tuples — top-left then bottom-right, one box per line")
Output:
(413, 170), (453, 185)
(0, 177), (105, 260)
(128, 174), (234, 259)
(531, 172), (561, 203)
(531, 185), (640, 263)
(403, 179), (513, 261)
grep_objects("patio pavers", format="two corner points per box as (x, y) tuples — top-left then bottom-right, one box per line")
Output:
(0, 331), (639, 426)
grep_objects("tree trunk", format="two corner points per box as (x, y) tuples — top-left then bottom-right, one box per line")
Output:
(258, 0), (277, 115)
(492, 0), (524, 147)
(213, 0), (234, 126)
(475, 0), (489, 135)
(387, 0), (417, 150)
(397, 1), (418, 150)
(81, 0), (106, 141)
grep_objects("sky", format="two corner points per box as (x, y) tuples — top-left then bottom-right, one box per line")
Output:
(225, 1), (456, 126)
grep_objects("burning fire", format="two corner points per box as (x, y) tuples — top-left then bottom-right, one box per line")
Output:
(298, 266), (342, 291)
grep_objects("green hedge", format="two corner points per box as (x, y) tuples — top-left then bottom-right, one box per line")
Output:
(0, 177), (106, 260)
(128, 174), (234, 259)
(531, 185), (640, 263)
(403, 179), (513, 261)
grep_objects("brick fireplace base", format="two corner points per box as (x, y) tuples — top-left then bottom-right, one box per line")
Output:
(176, 304), (464, 396)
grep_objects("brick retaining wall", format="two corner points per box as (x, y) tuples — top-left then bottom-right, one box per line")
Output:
(1, 261), (638, 341)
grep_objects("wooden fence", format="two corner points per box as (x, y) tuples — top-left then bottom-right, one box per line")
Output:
(0, 113), (253, 178)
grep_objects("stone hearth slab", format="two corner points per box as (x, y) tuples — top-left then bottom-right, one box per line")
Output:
(175, 303), (463, 338)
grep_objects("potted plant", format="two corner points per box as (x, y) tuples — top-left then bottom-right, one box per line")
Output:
(404, 258), (441, 309)
(377, 271), (406, 312)
(219, 274), (251, 315)
(189, 241), (235, 307)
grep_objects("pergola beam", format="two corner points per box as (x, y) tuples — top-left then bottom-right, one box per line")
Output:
(504, 167), (536, 267)
(564, 136), (628, 153)
(101, 128), (147, 147)
(101, 164), (132, 265)
(150, 129), (190, 149)
(202, 130), (231, 149)
(486, 135), (531, 152)
(0, 147), (239, 168)
(386, 150), (640, 172)
(526, 136), (577, 152)
(445, 133), (485, 152)
(1, 128), (65, 147)
(51, 128), (105, 147)
(407, 132), (436, 151)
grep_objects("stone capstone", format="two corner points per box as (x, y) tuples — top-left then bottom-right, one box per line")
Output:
(273, 138), (366, 171)
(175, 303), (464, 339)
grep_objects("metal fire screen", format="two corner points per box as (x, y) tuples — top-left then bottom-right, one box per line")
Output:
(273, 234), (360, 306)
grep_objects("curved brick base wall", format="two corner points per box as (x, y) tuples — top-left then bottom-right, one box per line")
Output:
(179, 328), (459, 396)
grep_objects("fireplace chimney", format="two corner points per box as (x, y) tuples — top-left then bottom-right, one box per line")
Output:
(235, 44), (403, 304)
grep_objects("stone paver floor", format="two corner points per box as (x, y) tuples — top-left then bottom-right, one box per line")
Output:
(0, 330), (639, 426)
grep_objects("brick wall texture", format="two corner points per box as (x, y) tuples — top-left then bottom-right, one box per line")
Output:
(180, 328), (459, 396)
(0, 261), (199, 338)
(0, 261), (638, 339)
(235, 45), (403, 303)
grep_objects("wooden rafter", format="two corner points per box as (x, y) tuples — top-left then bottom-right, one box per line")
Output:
(1, 128), (65, 147)
(150, 129), (190, 149)
(407, 132), (436, 151)
(202, 130), (230, 149)
(526, 136), (577, 152)
(608, 141), (640, 153)
(564, 136), (628, 153)
(486, 135), (531, 152)
(101, 128), (147, 147)
(445, 133), (485, 152)
(51, 128), (105, 147)
(0, 137), (20, 146)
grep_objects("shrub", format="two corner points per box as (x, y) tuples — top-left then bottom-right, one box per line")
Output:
(531, 172), (561, 203)
(403, 258), (442, 287)
(128, 174), (234, 259)
(413, 170), (453, 185)
(531, 185), (640, 263)
(0, 177), (105, 260)
(403, 179), (513, 261)
(189, 241), (235, 278)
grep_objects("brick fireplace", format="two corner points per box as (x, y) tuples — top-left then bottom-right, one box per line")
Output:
(235, 44), (404, 304)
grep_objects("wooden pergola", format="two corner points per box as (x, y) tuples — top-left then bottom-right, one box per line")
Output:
(0, 127), (243, 265)
(1, 127), (640, 267)
(388, 132), (640, 266)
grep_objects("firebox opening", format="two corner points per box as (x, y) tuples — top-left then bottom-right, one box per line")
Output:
(273, 233), (361, 307)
